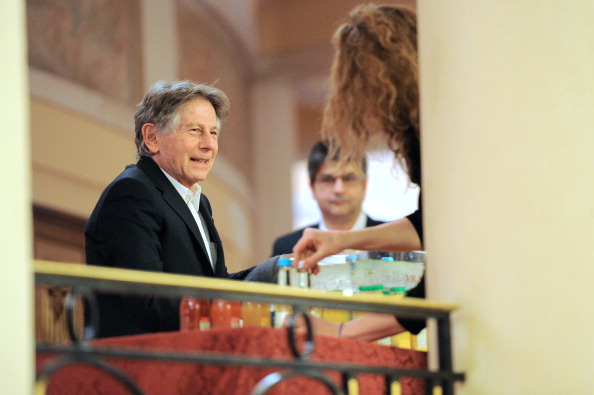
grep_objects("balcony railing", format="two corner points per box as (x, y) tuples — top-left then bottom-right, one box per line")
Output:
(34, 260), (465, 395)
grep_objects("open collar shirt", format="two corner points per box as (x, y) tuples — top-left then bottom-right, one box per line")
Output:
(319, 210), (367, 232)
(161, 170), (214, 268)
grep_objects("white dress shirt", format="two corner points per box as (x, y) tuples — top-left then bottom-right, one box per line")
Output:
(318, 210), (367, 231)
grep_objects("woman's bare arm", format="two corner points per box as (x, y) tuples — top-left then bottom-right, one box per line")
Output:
(293, 217), (421, 273)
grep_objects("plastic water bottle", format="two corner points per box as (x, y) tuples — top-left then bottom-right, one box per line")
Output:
(390, 286), (407, 296)
(273, 257), (293, 327)
(277, 257), (291, 286)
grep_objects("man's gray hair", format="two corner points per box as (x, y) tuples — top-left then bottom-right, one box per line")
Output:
(134, 80), (230, 158)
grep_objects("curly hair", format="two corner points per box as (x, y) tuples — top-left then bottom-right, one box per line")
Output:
(321, 4), (420, 184)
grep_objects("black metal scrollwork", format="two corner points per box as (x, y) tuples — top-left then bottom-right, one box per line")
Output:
(66, 286), (99, 343)
(250, 369), (344, 395)
(35, 287), (143, 395)
(286, 310), (315, 359)
(252, 310), (345, 395)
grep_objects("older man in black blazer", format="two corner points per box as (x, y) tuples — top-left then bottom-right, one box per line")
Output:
(272, 141), (384, 257)
(86, 81), (265, 338)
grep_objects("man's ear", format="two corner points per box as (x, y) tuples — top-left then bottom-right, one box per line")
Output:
(142, 123), (160, 154)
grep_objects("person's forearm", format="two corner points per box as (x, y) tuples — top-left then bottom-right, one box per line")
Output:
(340, 314), (406, 341)
(291, 313), (407, 342)
(340, 218), (422, 252)
(293, 217), (422, 273)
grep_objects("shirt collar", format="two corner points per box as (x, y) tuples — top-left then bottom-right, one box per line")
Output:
(160, 169), (202, 208)
(319, 210), (367, 231)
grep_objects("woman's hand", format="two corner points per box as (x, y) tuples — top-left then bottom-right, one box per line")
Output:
(292, 228), (346, 274)
(293, 220), (422, 274)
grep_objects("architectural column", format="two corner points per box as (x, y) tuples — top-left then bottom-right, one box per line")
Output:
(419, 1), (594, 393)
(252, 79), (298, 261)
(141, 0), (179, 89)
(0, 0), (33, 391)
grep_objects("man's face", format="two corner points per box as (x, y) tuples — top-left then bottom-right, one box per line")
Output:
(311, 160), (367, 221)
(150, 98), (219, 189)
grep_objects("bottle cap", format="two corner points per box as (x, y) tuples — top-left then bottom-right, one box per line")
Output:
(199, 316), (211, 330)
(277, 257), (292, 267)
(230, 317), (241, 328)
(390, 286), (407, 295)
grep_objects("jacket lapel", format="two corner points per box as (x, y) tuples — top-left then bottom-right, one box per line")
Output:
(199, 194), (225, 276)
(137, 157), (214, 273)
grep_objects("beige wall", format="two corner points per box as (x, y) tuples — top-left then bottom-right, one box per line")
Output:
(252, 79), (298, 261)
(419, 1), (594, 393)
(1, 0), (33, 392)
(30, 97), (135, 218)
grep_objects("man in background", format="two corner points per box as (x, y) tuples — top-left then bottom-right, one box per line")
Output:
(272, 140), (383, 256)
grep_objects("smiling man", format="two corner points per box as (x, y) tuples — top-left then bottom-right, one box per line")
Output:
(85, 80), (257, 337)
(272, 141), (384, 256)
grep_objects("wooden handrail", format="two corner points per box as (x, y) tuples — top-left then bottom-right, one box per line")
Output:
(34, 260), (458, 318)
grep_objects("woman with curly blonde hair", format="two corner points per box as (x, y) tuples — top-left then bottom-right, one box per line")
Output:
(323, 5), (420, 185)
(293, 4), (425, 340)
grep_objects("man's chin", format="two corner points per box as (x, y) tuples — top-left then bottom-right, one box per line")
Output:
(327, 209), (351, 218)
(192, 171), (210, 183)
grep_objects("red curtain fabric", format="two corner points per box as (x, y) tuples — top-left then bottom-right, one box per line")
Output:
(37, 327), (427, 395)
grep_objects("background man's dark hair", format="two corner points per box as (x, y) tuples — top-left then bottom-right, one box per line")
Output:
(307, 140), (367, 184)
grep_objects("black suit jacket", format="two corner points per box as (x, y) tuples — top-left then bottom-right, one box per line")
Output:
(85, 156), (252, 337)
(271, 216), (385, 257)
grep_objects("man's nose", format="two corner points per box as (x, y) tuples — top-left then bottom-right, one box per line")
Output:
(332, 177), (346, 191)
(199, 134), (217, 150)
